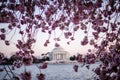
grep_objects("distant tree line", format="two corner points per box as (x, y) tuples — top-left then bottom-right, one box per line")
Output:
(69, 54), (83, 62)
(69, 53), (97, 64)
(0, 52), (50, 65)
(69, 55), (76, 61)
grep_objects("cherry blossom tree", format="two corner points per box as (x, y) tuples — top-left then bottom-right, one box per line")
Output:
(0, 0), (120, 80)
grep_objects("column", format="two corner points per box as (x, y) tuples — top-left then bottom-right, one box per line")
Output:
(60, 54), (62, 60)
(52, 54), (54, 60)
(53, 54), (55, 60)
(65, 54), (67, 59)
(61, 54), (63, 60)
(64, 54), (66, 60)
(56, 53), (58, 60)
(54, 54), (56, 60)
(55, 54), (57, 60)
(58, 54), (59, 60)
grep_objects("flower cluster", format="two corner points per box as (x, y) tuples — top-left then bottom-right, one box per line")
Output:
(21, 72), (31, 80)
(23, 55), (33, 66)
(37, 73), (45, 80)
(84, 53), (96, 64)
(0, 0), (120, 80)
(94, 44), (120, 80)
(73, 65), (79, 72)
(39, 63), (48, 69)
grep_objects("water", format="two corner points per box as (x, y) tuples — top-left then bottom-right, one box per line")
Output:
(0, 62), (100, 80)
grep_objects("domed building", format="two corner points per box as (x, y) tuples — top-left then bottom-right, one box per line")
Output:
(49, 47), (69, 62)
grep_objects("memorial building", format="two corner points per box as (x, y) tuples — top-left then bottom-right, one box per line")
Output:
(49, 47), (69, 62)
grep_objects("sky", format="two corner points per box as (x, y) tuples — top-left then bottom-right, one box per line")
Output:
(1, 0), (119, 57)
(0, 23), (95, 57)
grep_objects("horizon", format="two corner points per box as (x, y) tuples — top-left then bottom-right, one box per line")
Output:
(0, 23), (95, 57)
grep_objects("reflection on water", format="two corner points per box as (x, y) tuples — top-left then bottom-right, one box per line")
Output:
(0, 63), (100, 80)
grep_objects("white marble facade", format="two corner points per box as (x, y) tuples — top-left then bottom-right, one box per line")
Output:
(49, 47), (69, 61)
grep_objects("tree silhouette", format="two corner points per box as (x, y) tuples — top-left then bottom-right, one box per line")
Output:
(70, 55), (76, 61)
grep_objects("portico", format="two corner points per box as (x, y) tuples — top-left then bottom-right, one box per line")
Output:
(49, 47), (69, 61)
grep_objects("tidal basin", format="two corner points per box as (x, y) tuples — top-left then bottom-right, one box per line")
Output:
(0, 62), (100, 80)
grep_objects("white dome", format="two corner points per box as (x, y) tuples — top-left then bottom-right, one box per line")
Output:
(49, 46), (69, 61)
(52, 47), (65, 53)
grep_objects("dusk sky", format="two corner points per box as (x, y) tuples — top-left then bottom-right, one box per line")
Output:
(0, 0), (119, 58)
(0, 23), (94, 57)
